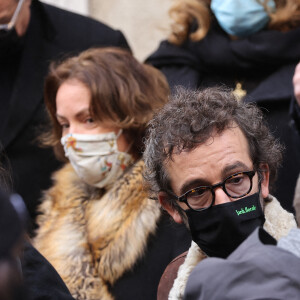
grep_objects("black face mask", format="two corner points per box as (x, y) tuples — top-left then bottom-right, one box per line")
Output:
(186, 192), (265, 258)
(0, 27), (24, 59)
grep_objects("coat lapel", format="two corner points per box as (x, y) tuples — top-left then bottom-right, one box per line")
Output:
(2, 1), (60, 147)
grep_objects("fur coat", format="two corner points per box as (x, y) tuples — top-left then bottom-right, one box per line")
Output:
(167, 195), (297, 300)
(34, 160), (162, 300)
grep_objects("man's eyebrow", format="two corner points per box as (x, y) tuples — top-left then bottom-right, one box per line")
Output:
(221, 162), (251, 177)
(178, 161), (252, 196)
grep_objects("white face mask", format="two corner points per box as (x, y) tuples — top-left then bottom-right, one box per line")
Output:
(61, 130), (134, 189)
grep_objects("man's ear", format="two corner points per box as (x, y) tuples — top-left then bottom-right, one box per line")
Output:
(158, 191), (183, 224)
(259, 163), (270, 198)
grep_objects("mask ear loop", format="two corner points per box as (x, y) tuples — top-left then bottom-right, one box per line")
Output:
(115, 129), (123, 139)
(115, 129), (134, 154)
(256, 170), (268, 209)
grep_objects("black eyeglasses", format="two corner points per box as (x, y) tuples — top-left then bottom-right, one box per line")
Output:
(0, 0), (25, 32)
(177, 171), (256, 211)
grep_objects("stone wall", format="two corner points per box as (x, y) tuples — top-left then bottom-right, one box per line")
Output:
(40, 0), (172, 61)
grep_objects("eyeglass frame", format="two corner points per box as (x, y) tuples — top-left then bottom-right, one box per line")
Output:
(173, 170), (256, 211)
(0, 0), (26, 32)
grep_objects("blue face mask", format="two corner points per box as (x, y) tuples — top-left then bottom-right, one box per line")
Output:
(211, 0), (276, 38)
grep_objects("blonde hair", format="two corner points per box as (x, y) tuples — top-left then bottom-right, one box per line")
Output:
(168, 0), (300, 45)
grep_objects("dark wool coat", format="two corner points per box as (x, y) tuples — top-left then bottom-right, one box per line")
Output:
(146, 22), (300, 212)
(22, 242), (75, 300)
(0, 0), (130, 228)
(34, 160), (191, 300)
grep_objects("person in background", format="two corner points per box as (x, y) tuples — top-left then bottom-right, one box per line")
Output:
(146, 0), (300, 212)
(0, 189), (25, 300)
(0, 179), (74, 300)
(143, 87), (296, 300)
(0, 0), (130, 231)
(33, 47), (191, 300)
(0, 150), (75, 300)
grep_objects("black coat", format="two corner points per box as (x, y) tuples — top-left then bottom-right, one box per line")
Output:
(22, 241), (75, 300)
(147, 23), (300, 212)
(111, 211), (191, 300)
(0, 0), (130, 229)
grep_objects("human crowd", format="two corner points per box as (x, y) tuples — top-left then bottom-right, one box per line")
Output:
(0, 0), (300, 299)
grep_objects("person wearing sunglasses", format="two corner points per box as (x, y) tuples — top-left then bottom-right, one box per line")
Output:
(143, 86), (296, 300)
(0, 0), (130, 234)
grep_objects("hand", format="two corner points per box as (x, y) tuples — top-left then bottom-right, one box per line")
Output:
(293, 62), (300, 107)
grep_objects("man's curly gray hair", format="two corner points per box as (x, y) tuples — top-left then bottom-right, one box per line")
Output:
(143, 87), (283, 210)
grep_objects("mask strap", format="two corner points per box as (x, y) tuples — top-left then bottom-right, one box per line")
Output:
(115, 129), (133, 154)
(116, 129), (123, 139)
(125, 141), (134, 154)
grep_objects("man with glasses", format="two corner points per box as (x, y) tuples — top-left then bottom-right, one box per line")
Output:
(143, 87), (296, 300)
(0, 0), (130, 232)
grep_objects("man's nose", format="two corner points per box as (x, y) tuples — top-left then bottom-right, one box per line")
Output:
(213, 187), (232, 205)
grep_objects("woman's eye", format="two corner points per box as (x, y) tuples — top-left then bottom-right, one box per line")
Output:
(60, 123), (69, 129)
(86, 118), (94, 124)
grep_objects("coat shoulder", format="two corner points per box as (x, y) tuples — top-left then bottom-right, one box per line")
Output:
(39, 0), (130, 49)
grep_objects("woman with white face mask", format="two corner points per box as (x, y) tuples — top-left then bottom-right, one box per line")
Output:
(33, 47), (191, 300)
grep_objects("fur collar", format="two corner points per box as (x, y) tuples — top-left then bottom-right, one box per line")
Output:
(34, 160), (161, 300)
(168, 195), (296, 300)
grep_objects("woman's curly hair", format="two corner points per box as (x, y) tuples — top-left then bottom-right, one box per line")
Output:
(169, 0), (300, 45)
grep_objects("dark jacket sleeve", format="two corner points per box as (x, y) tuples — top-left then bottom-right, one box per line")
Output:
(21, 241), (75, 300)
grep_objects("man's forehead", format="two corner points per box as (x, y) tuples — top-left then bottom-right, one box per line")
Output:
(164, 126), (253, 194)
(167, 125), (249, 160)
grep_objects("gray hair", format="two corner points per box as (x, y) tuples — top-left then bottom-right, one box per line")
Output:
(143, 87), (283, 208)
